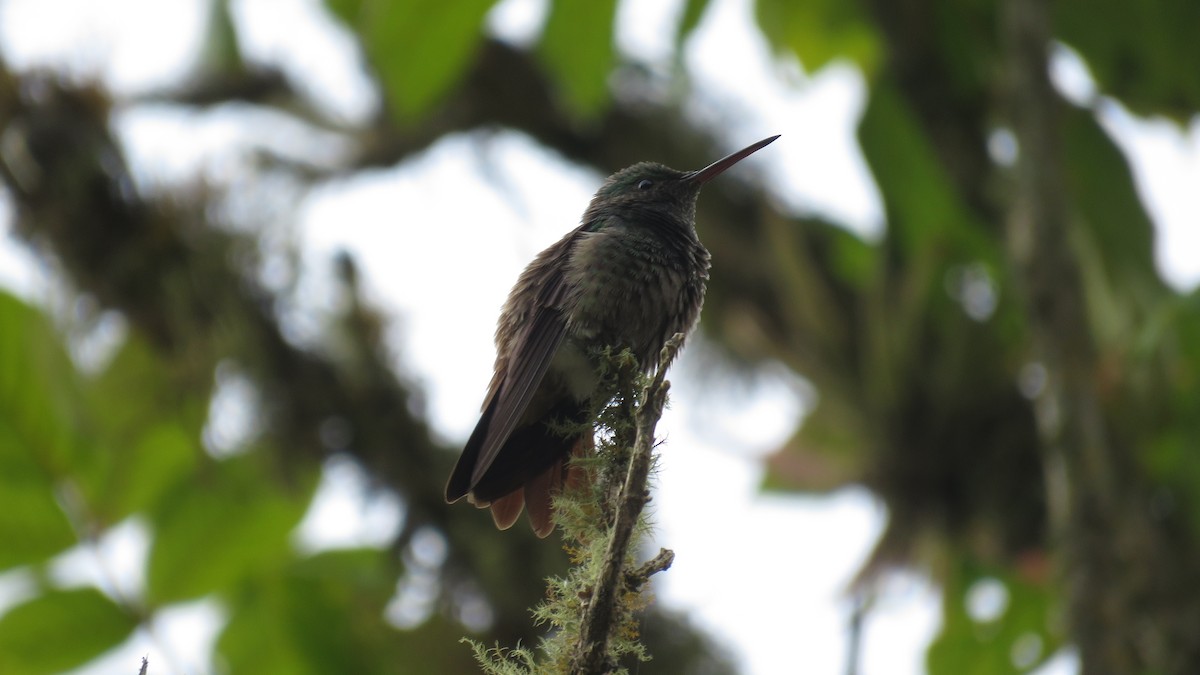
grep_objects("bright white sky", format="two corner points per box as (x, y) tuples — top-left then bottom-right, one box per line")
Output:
(1, 0), (1197, 674)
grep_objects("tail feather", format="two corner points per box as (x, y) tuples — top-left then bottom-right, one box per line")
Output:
(524, 459), (563, 538)
(454, 398), (593, 536)
(489, 491), (525, 530)
(525, 434), (595, 538)
(564, 434), (593, 494)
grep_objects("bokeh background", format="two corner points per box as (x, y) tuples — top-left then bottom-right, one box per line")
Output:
(1, 0), (1198, 673)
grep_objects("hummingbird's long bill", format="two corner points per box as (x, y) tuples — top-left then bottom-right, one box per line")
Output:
(685, 134), (780, 184)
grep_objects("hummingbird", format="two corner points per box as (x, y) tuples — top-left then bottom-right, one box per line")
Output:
(445, 135), (780, 537)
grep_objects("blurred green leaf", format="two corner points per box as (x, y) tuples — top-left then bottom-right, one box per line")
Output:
(0, 587), (136, 674)
(0, 292), (79, 475)
(928, 561), (1061, 675)
(215, 577), (311, 675)
(95, 423), (199, 523)
(85, 326), (208, 459)
(1062, 105), (1166, 347)
(200, 0), (244, 73)
(674, 0), (710, 50)
(826, 222), (878, 289)
(146, 453), (316, 604)
(219, 548), (421, 674)
(280, 549), (403, 671)
(1056, 0), (1200, 120)
(323, 0), (362, 24)
(856, 80), (1003, 383)
(328, 0), (494, 121)
(0, 292), (79, 569)
(755, 0), (878, 73)
(1064, 107), (1159, 261)
(539, 0), (618, 117)
(77, 335), (205, 524)
(858, 82), (991, 260)
(0, 424), (75, 571)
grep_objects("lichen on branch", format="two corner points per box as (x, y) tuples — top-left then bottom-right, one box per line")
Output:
(467, 334), (686, 675)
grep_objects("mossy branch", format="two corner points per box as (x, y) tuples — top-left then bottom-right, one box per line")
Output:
(468, 333), (686, 675)
(568, 334), (681, 674)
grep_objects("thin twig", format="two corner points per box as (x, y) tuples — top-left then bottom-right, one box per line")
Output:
(626, 548), (675, 591)
(569, 334), (685, 674)
(844, 592), (869, 675)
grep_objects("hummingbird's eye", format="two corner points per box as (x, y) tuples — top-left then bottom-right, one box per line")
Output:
(637, 179), (653, 190)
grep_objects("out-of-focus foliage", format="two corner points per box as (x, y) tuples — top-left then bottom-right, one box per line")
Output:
(926, 563), (1061, 675)
(745, 0), (1200, 671)
(1054, 0), (1200, 121)
(327, 0), (494, 119)
(0, 293), (78, 571)
(539, 0), (619, 116)
(0, 290), (395, 671)
(0, 587), (136, 673)
(1, 0), (1198, 672)
(756, 0), (879, 75)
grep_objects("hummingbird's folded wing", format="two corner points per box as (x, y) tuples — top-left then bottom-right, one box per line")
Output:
(468, 303), (568, 487)
(446, 225), (585, 504)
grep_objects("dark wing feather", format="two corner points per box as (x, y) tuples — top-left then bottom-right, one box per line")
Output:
(445, 396), (495, 502)
(468, 303), (568, 487)
(445, 226), (584, 503)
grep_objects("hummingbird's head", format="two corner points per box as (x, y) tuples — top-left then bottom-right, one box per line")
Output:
(585, 162), (703, 230)
(582, 135), (780, 234)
